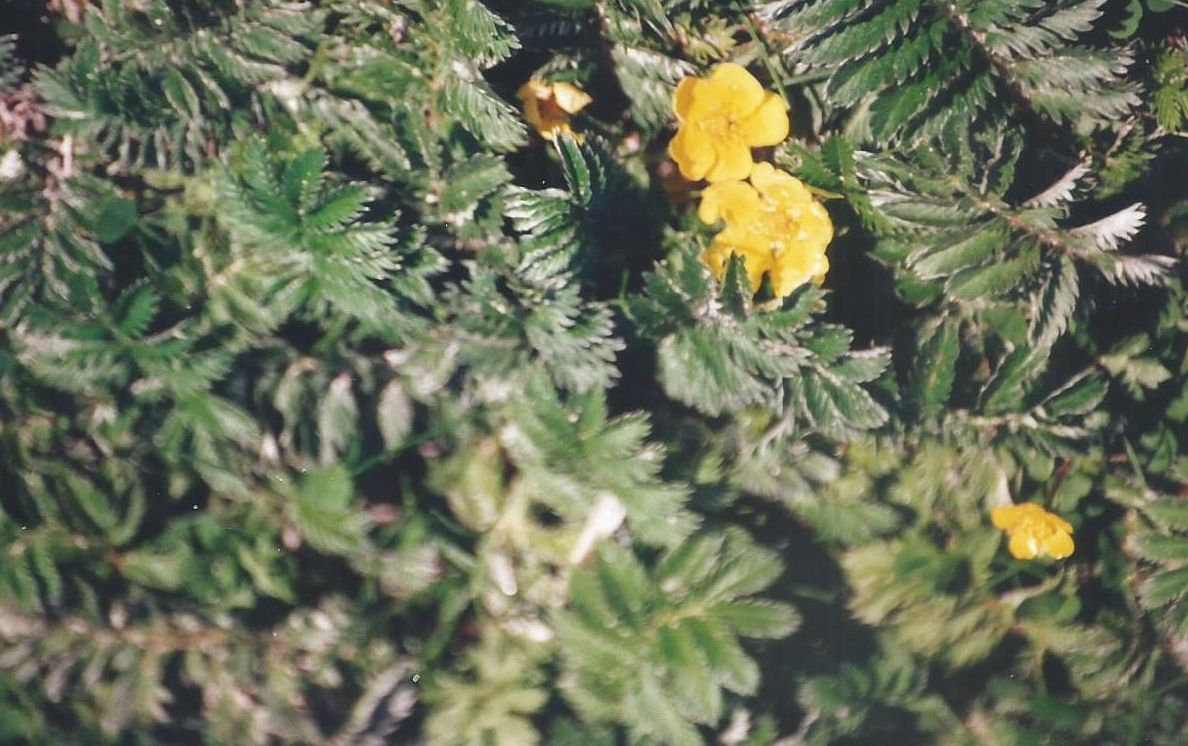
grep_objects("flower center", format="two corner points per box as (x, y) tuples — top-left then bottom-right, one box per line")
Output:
(538, 97), (567, 124)
(753, 202), (799, 249)
(1018, 517), (1056, 542)
(697, 114), (737, 138)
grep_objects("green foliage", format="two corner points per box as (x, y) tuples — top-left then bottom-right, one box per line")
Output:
(555, 532), (797, 745)
(2, 0), (1186, 744)
(424, 631), (550, 746)
(37, 0), (324, 171)
(0, 175), (125, 321)
(797, 131), (1170, 334)
(0, 34), (22, 91)
(1133, 494), (1188, 632)
(510, 136), (639, 287)
(1153, 45), (1188, 132)
(213, 139), (429, 332)
(797, 639), (959, 742)
(762, 0), (1139, 143)
(633, 249), (890, 436)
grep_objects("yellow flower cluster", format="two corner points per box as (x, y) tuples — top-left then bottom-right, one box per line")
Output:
(518, 79), (592, 143)
(700, 163), (832, 297)
(991, 503), (1075, 561)
(669, 64), (832, 300)
(669, 63), (789, 183)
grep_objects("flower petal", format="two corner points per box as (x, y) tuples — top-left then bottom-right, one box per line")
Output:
(801, 203), (835, 253)
(747, 162), (780, 190)
(714, 231), (772, 292)
(699, 180), (760, 225)
(701, 243), (729, 279)
(673, 77), (701, 121)
(991, 505), (1023, 530)
(518, 79), (548, 102)
(751, 163), (813, 205)
(1045, 530), (1075, 560)
(706, 63), (765, 117)
(518, 86), (545, 132)
(704, 137), (754, 183)
(1047, 513), (1074, 534)
(552, 82), (592, 114)
(770, 244), (828, 298)
(738, 91), (790, 147)
(1008, 531), (1039, 560)
(811, 255), (830, 286)
(669, 126), (715, 181)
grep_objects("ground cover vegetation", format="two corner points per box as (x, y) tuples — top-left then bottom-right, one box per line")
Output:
(2, 1), (1188, 743)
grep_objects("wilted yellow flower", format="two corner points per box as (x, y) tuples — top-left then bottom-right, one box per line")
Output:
(991, 503), (1075, 560)
(669, 63), (790, 183)
(699, 163), (833, 299)
(517, 79), (592, 142)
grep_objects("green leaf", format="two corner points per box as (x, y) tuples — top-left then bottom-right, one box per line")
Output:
(93, 196), (138, 244)
(981, 349), (1044, 415)
(438, 155), (511, 215)
(1043, 375), (1108, 418)
(1145, 501), (1188, 531)
(948, 248), (1038, 300)
(284, 148), (327, 213)
(658, 623), (721, 718)
(711, 600), (801, 638)
(28, 543), (63, 606)
(114, 283), (160, 338)
(657, 328), (770, 416)
(802, 372), (889, 437)
(306, 184), (369, 231)
(121, 543), (193, 592)
(318, 374), (359, 464)
(289, 466), (370, 555)
(160, 67), (200, 119)
(1134, 533), (1188, 563)
(911, 317), (959, 415)
(1029, 256), (1080, 350)
(1142, 565), (1188, 608)
(376, 381), (413, 450)
(439, 75), (527, 152)
(687, 617), (760, 695)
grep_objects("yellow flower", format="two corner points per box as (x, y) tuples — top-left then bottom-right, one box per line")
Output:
(669, 63), (790, 183)
(517, 79), (592, 142)
(991, 503), (1075, 561)
(699, 163), (833, 299)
